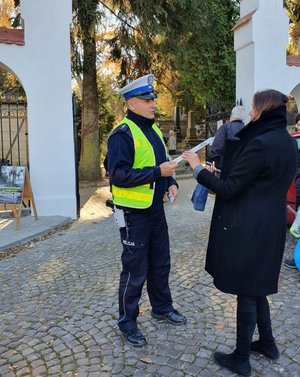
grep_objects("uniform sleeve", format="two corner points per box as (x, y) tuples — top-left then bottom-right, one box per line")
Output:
(107, 130), (161, 188)
(197, 138), (265, 199)
(168, 176), (178, 189)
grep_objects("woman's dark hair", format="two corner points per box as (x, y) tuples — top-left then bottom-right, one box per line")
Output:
(252, 89), (289, 121)
(295, 113), (300, 124)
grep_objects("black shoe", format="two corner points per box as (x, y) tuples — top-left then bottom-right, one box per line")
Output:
(250, 340), (279, 359)
(214, 351), (251, 377)
(121, 328), (147, 347)
(284, 258), (297, 269)
(151, 309), (186, 326)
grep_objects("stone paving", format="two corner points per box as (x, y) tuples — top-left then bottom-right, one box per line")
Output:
(0, 177), (300, 377)
(0, 216), (72, 253)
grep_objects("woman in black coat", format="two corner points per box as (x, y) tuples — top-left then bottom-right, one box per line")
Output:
(183, 89), (298, 377)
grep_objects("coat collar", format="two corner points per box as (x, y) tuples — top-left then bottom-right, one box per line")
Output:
(236, 105), (287, 141)
(126, 109), (155, 129)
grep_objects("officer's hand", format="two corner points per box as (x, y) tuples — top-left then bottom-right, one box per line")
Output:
(168, 184), (178, 202)
(160, 161), (178, 177)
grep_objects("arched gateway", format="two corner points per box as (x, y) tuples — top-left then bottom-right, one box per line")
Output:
(234, 0), (300, 115)
(0, 0), (76, 219)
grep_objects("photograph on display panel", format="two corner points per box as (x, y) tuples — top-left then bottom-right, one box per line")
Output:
(0, 166), (25, 204)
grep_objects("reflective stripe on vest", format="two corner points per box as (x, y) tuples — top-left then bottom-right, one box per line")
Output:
(111, 117), (167, 209)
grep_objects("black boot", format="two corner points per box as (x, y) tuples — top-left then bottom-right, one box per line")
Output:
(250, 296), (279, 359)
(214, 296), (257, 376)
(250, 340), (279, 359)
(214, 351), (251, 376)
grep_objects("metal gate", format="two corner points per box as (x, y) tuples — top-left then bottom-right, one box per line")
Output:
(0, 91), (28, 168)
(205, 99), (234, 139)
(204, 99), (236, 158)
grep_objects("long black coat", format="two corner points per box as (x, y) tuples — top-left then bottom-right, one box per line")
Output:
(197, 106), (298, 296)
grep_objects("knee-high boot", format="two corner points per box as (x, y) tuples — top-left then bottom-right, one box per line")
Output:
(214, 296), (257, 377)
(250, 296), (279, 359)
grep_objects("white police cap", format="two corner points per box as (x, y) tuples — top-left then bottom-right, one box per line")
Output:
(118, 74), (157, 100)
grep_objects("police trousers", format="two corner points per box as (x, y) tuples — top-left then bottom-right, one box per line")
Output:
(117, 206), (173, 332)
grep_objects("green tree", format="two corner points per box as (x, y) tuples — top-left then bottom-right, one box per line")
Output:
(71, 0), (238, 181)
(73, 74), (117, 165)
(73, 0), (101, 181)
(176, 1), (239, 111)
(105, 0), (238, 112)
(284, 0), (300, 55)
(97, 74), (117, 138)
(0, 66), (26, 99)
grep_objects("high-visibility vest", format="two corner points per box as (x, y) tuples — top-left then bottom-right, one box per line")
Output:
(110, 117), (167, 209)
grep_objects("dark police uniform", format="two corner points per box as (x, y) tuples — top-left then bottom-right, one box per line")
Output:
(108, 109), (178, 333)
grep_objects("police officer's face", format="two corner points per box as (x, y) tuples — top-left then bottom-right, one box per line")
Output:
(127, 98), (155, 119)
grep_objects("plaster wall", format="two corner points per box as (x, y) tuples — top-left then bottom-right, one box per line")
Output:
(252, 1), (288, 90)
(240, 0), (259, 17)
(236, 43), (254, 111)
(235, 0), (300, 117)
(234, 20), (253, 52)
(0, 0), (76, 219)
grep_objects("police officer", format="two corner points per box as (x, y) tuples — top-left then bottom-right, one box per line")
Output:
(107, 74), (186, 347)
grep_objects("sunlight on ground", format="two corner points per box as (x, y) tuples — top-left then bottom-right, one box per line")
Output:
(0, 218), (14, 230)
(79, 185), (113, 221)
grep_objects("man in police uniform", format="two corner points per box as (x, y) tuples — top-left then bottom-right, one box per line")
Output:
(107, 74), (186, 347)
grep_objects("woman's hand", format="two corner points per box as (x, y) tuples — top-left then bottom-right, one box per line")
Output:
(205, 163), (214, 173)
(182, 151), (201, 169)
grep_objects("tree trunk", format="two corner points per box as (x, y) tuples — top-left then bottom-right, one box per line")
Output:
(78, 0), (101, 181)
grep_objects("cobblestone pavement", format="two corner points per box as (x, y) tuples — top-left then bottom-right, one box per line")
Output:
(0, 178), (300, 377)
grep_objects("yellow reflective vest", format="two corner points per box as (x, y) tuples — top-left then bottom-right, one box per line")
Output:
(110, 117), (167, 209)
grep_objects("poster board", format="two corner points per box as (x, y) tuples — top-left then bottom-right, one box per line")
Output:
(0, 166), (38, 229)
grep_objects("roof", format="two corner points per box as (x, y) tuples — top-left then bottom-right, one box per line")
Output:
(232, 10), (257, 32)
(286, 55), (300, 67)
(0, 27), (24, 46)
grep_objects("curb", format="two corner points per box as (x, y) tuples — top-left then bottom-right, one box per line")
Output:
(0, 217), (73, 256)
